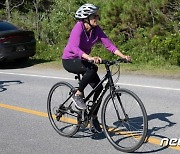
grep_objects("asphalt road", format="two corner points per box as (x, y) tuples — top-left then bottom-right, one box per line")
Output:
(0, 64), (180, 154)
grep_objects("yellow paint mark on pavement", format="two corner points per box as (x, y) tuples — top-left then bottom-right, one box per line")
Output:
(0, 103), (48, 117)
(0, 103), (180, 151)
(147, 137), (180, 151)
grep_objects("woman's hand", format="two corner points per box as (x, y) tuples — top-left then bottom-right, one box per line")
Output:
(114, 50), (132, 62)
(93, 56), (102, 64)
(82, 53), (101, 63)
(88, 56), (102, 64)
(123, 55), (131, 62)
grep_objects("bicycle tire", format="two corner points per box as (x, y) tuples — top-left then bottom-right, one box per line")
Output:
(47, 81), (80, 137)
(101, 88), (148, 152)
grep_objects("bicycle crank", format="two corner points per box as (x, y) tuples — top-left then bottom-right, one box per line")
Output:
(77, 110), (89, 128)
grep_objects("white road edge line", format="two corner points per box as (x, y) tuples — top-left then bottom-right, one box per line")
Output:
(0, 71), (180, 91)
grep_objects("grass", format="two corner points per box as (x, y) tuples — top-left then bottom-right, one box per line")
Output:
(29, 59), (180, 79)
(120, 63), (180, 78)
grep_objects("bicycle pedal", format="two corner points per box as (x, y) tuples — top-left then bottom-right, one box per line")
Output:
(90, 127), (98, 134)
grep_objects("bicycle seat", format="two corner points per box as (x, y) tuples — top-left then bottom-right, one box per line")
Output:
(74, 74), (81, 81)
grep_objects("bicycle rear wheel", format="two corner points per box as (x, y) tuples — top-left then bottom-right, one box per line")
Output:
(101, 88), (148, 152)
(47, 82), (80, 137)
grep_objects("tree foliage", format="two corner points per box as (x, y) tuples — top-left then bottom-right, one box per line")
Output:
(0, 0), (179, 65)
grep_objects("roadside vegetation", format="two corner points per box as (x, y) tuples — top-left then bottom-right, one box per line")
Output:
(0, 0), (179, 74)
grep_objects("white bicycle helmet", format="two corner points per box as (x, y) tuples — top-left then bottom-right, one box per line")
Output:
(75, 4), (99, 19)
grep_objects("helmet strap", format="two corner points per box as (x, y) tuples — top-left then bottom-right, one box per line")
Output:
(84, 17), (94, 29)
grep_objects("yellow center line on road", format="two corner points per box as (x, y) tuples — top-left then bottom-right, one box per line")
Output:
(0, 103), (48, 118)
(0, 103), (180, 151)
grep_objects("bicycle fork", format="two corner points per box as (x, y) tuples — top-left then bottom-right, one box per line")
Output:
(111, 90), (128, 122)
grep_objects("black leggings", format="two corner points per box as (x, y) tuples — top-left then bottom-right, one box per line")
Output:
(62, 59), (103, 115)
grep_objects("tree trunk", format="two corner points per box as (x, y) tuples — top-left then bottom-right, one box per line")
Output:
(33, 0), (40, 40)
(5, 0), (11, 20)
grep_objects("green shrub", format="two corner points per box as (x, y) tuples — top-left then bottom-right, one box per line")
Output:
(0, 0), (179, 67)
(34, 41), (61, 61)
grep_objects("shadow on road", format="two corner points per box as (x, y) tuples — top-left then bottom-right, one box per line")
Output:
(0, 80), (23, 92)
(73, 112), (176, 153)
(74, 128), (106, 140)
(135, 112), (176, 153)
(0, 59), (51, 69)
(147, 112), (176, 135)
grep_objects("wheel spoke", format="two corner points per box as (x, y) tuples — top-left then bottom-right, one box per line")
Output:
(102, 88), (148, 152)
(47, 82), (80, 137)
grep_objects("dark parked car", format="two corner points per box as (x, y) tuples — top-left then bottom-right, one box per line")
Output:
(0, 20), (36, 62)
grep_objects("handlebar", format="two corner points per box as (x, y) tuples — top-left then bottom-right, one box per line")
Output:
(89, 58), (131, 65)
(101, 58), (130, 65)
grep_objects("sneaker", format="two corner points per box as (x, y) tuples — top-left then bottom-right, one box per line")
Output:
(71, 94), (87, 110)
(91, 117), (102, 133)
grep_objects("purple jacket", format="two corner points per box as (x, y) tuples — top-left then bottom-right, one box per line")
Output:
(62, 21), (118, 59)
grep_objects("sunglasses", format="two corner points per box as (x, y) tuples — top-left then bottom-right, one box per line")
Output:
(90, 14), (100, 20)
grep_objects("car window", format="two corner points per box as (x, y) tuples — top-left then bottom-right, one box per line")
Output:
(0, 22), (18, 31)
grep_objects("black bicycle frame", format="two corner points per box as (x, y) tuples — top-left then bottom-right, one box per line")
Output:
(57, 60), (128, 126)
(83, 62), (117, 117)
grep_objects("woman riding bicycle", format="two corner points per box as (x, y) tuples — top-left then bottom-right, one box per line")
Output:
(62, 3), (131, 132)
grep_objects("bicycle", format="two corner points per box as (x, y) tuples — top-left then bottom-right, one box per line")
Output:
(47, 58), (148, 153)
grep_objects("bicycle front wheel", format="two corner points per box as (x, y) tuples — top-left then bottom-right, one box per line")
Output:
(101, 88), (148, 152)
(47, 82), (80, 137)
